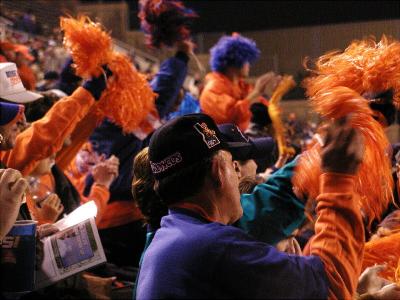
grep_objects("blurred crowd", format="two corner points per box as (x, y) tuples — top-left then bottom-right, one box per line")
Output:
(1, 4), (398, 300)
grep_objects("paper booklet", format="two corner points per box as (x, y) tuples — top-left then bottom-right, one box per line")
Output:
(36, 201), (106, 289)
(0, 201), (106, 293)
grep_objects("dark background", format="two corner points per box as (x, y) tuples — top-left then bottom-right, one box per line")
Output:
(81, 0), (400, 32)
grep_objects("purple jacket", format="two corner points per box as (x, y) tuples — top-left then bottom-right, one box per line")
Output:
(136, 208), (328, 299)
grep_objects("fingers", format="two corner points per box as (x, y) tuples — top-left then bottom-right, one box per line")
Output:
(105, 156), (120, 172)
(324, 118), (359, 154)
(97, 157), (119, 176)
(37, 223), (59, 239)
(286, 238), (296, 254)
(0, 168), (22, 190)
(364, 264), (387, 275)
(260, 72), (275, 79)
(337, 126), (356, 151)
(0, 169), (28, 203)
(92, 160), (118, 188)
(258, 73), (276, 86)
(321, 116), (364, 174)
(381, 278), (392, 288)
(107, 164), (119, 176)
(285, 237), (302, 255)
(43, 194), (62, 209)
(11, 177), (28, 199)
(57, 203), (64, 213)
(292, 238), (302, 255)
(35, 194), (64, 224)
(107, 155), (119, 165)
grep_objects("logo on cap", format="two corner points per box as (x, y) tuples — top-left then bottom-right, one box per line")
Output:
(150, 152), (183, 174)
(5, 70), (21, 86)
(194, 122), (220, 149)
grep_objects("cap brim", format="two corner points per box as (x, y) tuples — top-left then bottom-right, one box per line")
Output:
(249, 137), (276, 159)
(224, 141), (253, 160)
(1, 90), (43, 104)
(46, 89), (67, 98)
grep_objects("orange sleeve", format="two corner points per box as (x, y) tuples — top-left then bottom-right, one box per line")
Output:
(1, 87), (95, 176)
(82, 183), (110, 226)
(96, 201), (143, 230)
(200, 86), (251, 131)
(309, 173), (364, 300)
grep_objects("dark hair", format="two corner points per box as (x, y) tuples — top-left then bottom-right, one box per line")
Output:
(238, 176), (258, 194)
(132, 147), (168, 230)
(250, 103), (272, 127)
(155, 155), (214, 205)
(44, 71), (59, 80)
(366, 89), (395, 126)
(24, 92), (61, 122)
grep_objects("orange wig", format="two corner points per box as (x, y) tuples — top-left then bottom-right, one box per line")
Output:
(293, 36), (400, 226)
(363, 232), (400, 283)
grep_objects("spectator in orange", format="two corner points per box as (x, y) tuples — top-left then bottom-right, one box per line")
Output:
(200, 34), (281, 131)
(0, 61), (111, 179)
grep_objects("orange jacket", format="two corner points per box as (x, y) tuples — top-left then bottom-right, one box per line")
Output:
(26, 170), (110, 226)
(200, 72), (269, 131)
(0, 87), (95, 176)
(65, 154), (143, 230)
(95, 201), (143, 230)
(65, 161), (110, 226)
(306, 173), (365, 300)
(200, 72), (253, 131)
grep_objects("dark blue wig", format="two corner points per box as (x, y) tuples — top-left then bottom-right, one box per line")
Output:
(210, 34), (260, 72)
(139, 0), (197, 49)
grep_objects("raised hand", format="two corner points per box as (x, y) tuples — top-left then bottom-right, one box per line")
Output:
(0, 168), (28, 239)
(248, 72), (282, 104)
(176, 39), (196, 56)
(92, 155), (120, 189)
(82, 65), (113, 101)
(357, 264), (390, 295)
(33, 193), (64, 224)
(373, 283), (400, 300)
(321, 117), (364, 175)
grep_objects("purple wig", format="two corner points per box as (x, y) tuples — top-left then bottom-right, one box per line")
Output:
(139, 0), (197, 49)
(210, 34), (260, 72)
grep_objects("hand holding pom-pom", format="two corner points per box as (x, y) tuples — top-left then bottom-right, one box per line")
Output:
(83, 65), (113, 101)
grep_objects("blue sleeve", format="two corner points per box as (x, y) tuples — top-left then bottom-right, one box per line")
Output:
(150, 52), (188, 119)
(217, 231), (328, 299)
(86, 119), (143, 201)
(237, 156), (306, 245)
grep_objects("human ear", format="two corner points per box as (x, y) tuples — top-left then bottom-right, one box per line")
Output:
(210, 155), (223, 189)
(233, 160), (242, 177)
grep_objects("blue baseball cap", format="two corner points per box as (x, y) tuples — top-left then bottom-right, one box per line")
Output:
(0, 101), (24, 126)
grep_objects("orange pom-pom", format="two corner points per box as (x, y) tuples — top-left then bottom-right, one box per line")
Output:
(293, 89), (393, 226)
(60, 15), (157, 133)
(60, 16), (113, 78)
(96, 53), (157, 132)
(294, 36), (398, 227)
